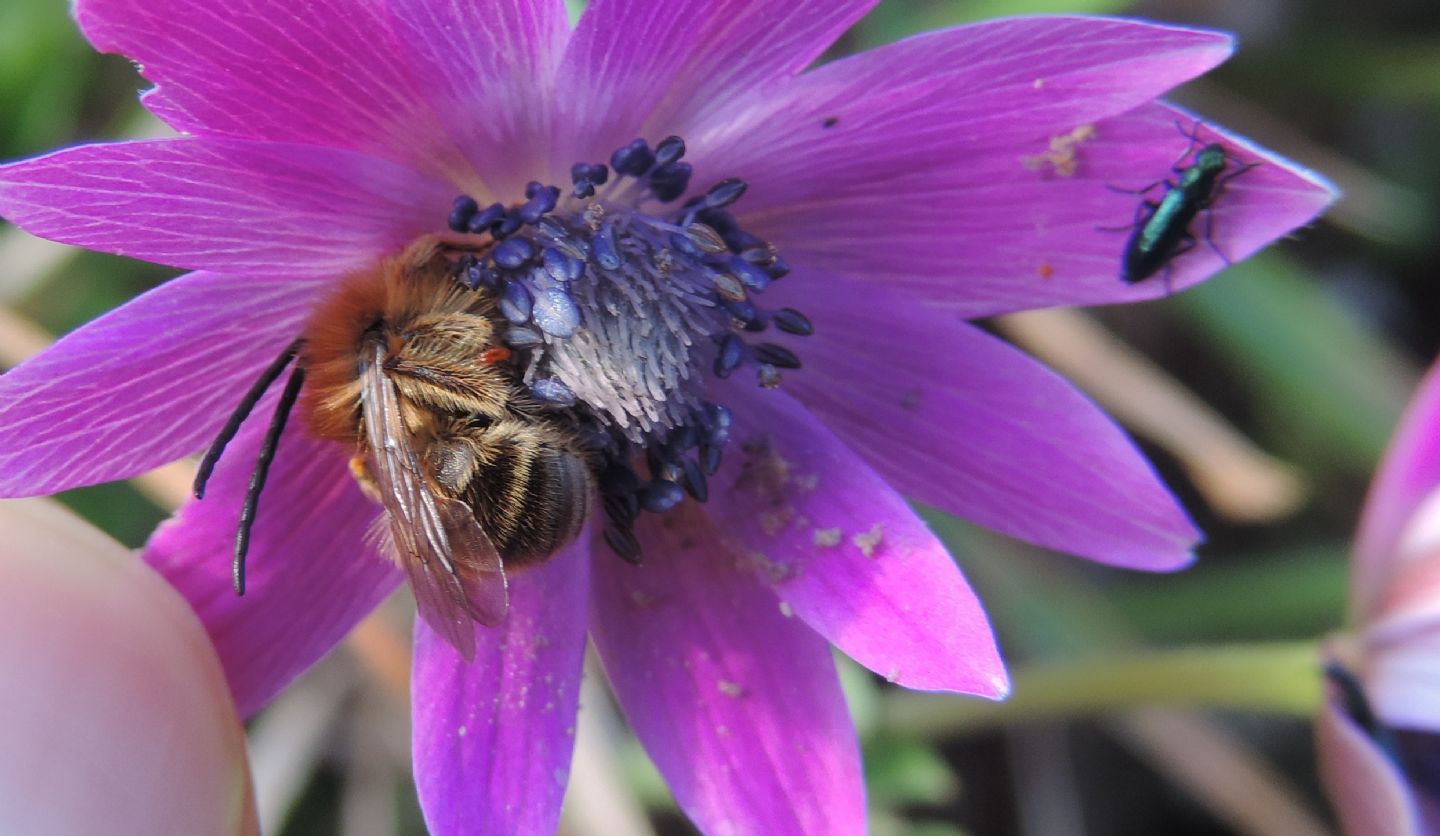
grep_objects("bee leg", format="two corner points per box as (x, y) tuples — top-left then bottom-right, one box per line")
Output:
(348, 453), (385, 504)
(195, 339), (301, 499)
(234, 364), (306, 596)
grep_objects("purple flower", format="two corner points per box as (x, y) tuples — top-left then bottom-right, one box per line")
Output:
(1319, 359), (1440, 835)
(0, 1), (1335, 832)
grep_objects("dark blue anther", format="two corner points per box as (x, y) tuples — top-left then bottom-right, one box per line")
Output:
(571, 162), (609, 186)
(493, 237), (535, 270)
(653, 459), (684, 484)
(655, 136), (686, 166)
(463, 261), (500, 291)
(685, 223), (728, 254)
(600, 463), (642, 495)
(648, 162), (693, 202)
(705, 403), (733, 445)
(721, 296), (759, 324)
(493, 211), (524, 239)
(543, 247), (584, 283)
(699, 444), (723, 476)
(640, 480), (684, 513)
(610, 139), (655, 177)
(504, 327), (543, 347)
(538, 218), (589, 259)
(669, 232), (701, 257)
(448, 195), (478, 232)
(571, 181), (596, 199)
(705, 178), (747, 209)
(764, 256), (790, 279)
(667, 423), (699, 452)
(754, 343), (802, 369)
(713, 334), (744, 378)
(532, 289), (581, 338)
(530, 377), (576, 406)
(467, 202), (506, 234)
(723, 229), (765, 254)
(604, 490), (640, 527)
(695, 208), (737, 236)
(603, 525), (643, 564)
(712, 271), (747, 303)
(499, 280), (533, 324)
(728, 257), (771, 293)
(742, 315), (769, 334)
(740, 245), (776, 265)
(592, 222), (623, 270)
(519, 184), (561, 224)
(680, 457), (708, 502)
(772, 308), (814, 336)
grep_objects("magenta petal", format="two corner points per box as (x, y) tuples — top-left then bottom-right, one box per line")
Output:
(769, 276), (1198, 570)
(386, 0), (571, 197)
(73, 0), (474, 181)
(700, 16), (1232, 193)
(591, 505), (864, 835)
(411, 541), (589, 836)
(0, 138), (454, 278)
(552, 0), (877, 168)
(1355, 361), (1440, 618)
(749, 101), (1335, 315)
(144, 422), (399, 717)
(706, 385), (1006, 696)
(0, 272), (317, 496)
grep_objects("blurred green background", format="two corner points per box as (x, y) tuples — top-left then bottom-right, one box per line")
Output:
(0, 0), (1430, 834)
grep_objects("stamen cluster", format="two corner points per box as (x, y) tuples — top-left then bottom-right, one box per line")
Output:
(444, 136), (812, 558)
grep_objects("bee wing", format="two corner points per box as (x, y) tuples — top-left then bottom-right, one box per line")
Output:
(359, 341), (509, 661)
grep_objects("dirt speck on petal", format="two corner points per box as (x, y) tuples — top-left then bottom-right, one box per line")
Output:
(853, 523), (886, 558)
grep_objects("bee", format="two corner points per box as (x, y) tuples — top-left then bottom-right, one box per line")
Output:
(194, 238), (594, 659)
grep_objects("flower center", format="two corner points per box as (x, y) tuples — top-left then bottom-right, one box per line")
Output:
(443, 136), (811, 558)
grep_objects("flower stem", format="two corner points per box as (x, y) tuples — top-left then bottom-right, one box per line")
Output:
(882, 640), (1324, 736)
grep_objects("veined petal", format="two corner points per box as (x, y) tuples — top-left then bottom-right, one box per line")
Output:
(697, 16), (1234, 199)
(386, 0), (571, 197)
(552, 0), (877, 169)
(411, 540), (590, 836)
(0, 272), (317, 497)
(591, 504), (864, 836)
(1355, 360), (1440, 619)
(0, 138), (454, 279)
(708, 385), (1008, 697)
(144, 422), (400, 718)
(771, 276), (1199, 570)
(749, 101), (1336, 315)
(73, 0), (475, 183)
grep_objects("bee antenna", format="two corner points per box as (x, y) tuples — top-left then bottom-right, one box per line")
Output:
(195, 340), (303, 499)
(233, 363), (306, 596)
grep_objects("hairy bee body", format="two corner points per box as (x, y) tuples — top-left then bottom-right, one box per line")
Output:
(297, 238), (593, 656)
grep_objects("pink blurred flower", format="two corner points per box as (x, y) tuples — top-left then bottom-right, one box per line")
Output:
(1320, 360), (1440, 835)
(0, 2), (1335, 833)
(0, 498), (254, 836)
